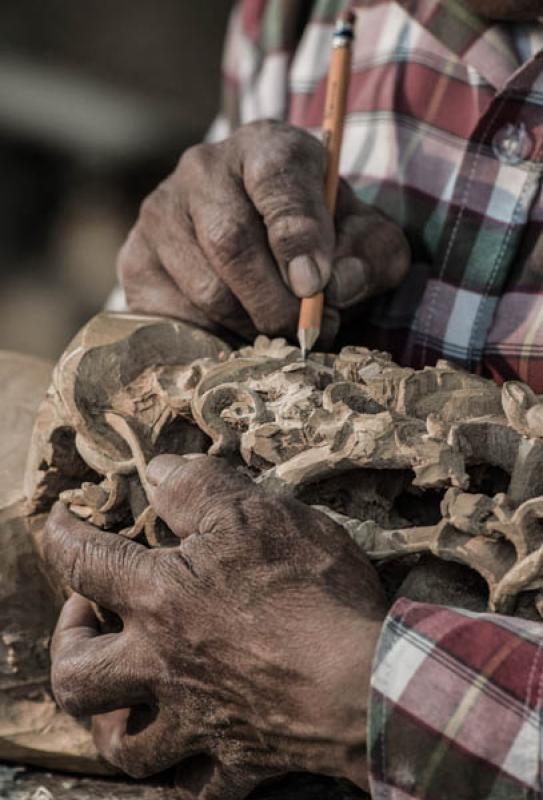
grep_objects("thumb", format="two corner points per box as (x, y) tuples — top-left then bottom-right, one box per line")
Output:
(175, 758), (261, 800)
(146, 454), (252, 540)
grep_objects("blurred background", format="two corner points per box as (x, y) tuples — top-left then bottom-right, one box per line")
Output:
(0, 0), (233, 360)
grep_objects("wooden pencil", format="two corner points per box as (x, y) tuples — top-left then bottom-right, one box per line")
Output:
(298, 9), (356, 359)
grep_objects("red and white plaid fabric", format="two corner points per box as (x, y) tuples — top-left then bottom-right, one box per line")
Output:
(211, 0), (543, 390)
(370, 599), (543, 798)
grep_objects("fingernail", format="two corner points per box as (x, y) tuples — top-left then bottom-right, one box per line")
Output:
(146, 455), (181, 487)
(327, 257), (369, 306)
(288, 255), (322, 297)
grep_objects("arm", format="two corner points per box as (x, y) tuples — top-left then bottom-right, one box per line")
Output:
(369, 599), (543, 798)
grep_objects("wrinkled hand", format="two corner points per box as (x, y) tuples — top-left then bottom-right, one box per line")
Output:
(119, 120), (410, 345)
(44, 456), (386, 799)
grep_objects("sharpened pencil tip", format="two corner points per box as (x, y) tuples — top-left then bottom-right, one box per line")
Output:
(298, 327), (320, 359)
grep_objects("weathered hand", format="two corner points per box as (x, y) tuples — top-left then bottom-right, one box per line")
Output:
(119, 120), (410, 345)
(44, 455), (386, 799)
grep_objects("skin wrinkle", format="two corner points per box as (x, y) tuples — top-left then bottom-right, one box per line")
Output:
(118, 120), (409, 347)
(46, 455), (384, 793)
(48, 9), (539, 789)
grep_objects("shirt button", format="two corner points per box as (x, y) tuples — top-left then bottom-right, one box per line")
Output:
(492, 122), (533, 165)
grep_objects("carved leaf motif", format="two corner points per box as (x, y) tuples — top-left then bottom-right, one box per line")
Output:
(23, 313), (543, 619)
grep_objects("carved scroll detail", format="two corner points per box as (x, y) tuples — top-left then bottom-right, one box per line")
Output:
(24, 318), (543, 619)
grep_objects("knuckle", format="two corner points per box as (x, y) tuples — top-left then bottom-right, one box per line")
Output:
(245, 126), (325, 194)
(268, 213), (322, 257)
(248, 292), (297, 336)
(204, 211), (254, 267)
(257, 301), (297, 338)
(244, 120), (322, 163)
(141, 554), (171, 614)
(176, 142), (215, 180)
(198, 277), (227, 312)
(237, 119), (304, 157)
(52, 659), (82, 716)
(111, 747), (154, 780)
(121, 761), (151, 780)
(345, 214), (411, 288)
(371, 220), (411, 282)
(206, 496), (246, 537)
(340, 212), (374, 238)
(116, 229), (145, 287)
(239, 118), (285, 138)
(138, 184), (168, 230)
(115, 541), (147, 583)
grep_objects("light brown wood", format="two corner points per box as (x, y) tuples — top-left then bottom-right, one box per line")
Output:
(13, 312), (543, 773)
(298, 13), (355, 352)
(25, 315), (543, 620)
(322, 43), (353, 216)
(298, 290), (324, 332)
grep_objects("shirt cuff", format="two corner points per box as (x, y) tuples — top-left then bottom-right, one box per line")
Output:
(368, 598), (543, 799)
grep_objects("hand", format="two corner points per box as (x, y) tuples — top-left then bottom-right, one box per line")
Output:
(44, 455), (386, 800)
(118, 120), (410, 345)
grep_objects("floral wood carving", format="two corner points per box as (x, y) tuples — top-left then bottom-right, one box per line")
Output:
(25, 312), (543, 619)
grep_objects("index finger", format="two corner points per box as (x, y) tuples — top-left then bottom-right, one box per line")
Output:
(187, 156), (301, 338)
(44, 502), (150, 614)
(51, 594), (148, 717)
(146, 455), (254, 540)
(241, 122), (335, 296)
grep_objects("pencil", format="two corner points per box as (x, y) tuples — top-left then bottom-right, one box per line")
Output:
(297, 9), (356, 359)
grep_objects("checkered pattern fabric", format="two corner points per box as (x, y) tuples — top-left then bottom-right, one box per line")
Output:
(369, 599), (543, 798)
(211, 0), (543, 390)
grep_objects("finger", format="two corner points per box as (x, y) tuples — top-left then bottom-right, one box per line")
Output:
(119, 224), (255, 339)
(184, 146), (301, 339)
(51, 595), (149, 716)
(156, 228), (257, 340)
(240, 121), (335, 297)
(146, 455), (253, 540)
(176, 757), (261, 800)
(141, 180), (257, 339)
(326, 181), (410, 309)
(118, 228), (226, 333)
(92, 706), (185, 779)
(50, 594), (100, 683)
(44, 502), (150, 614)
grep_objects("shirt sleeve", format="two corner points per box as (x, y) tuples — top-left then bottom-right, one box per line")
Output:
(206, 0), (310, 143)
(206, 0), (272, 142)
(368, 598), (543, 799)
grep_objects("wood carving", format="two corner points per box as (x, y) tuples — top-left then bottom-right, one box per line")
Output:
(1, 317), (229, 777)
(9, 309), (543, 787)
(0, 351), (111, 774)
(23, 312), (543, 622)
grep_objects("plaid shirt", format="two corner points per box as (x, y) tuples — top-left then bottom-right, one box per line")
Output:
(371, 599), (543, 799)
(211, 0), (543, 390)
(212, 3), (543, 796)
